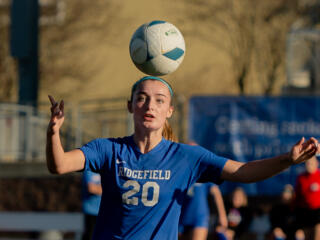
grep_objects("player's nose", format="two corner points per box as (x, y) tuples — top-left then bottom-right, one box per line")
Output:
(145, 98), (156, 110)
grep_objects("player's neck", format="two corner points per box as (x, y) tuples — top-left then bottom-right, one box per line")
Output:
(133, 131), (163, 154)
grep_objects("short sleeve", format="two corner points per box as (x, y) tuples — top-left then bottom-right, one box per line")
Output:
(197, 150), (228, 184)
(80, 138), (112, 172)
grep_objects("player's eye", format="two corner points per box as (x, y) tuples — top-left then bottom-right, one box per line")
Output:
(137, 95), (146, 102)
(156, 98), (164, 104)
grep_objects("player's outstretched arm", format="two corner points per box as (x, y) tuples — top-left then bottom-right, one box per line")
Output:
(46, 95), (85, 174)
(221, 137), (319, 183)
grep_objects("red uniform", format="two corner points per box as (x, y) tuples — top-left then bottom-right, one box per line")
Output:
(294, 168), (320, 228)
(295, 169), (320, 209)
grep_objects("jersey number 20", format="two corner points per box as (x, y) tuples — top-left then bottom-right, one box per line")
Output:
(122, 180), (159, 207)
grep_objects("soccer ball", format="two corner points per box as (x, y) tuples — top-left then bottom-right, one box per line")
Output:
(129, 20), (185, 76)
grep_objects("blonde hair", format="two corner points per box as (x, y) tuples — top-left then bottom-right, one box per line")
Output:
(162, 120), (178, 142)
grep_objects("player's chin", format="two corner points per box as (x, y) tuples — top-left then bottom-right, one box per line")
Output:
(142, 123), (157, 129)
(142, 121), (161, 130)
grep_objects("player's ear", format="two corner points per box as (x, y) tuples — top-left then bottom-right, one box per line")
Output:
(127, 100), (133, 113)
(166, 105), (174, 118)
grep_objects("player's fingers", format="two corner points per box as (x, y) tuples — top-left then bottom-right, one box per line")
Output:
(50, 102), (59, 115)
(295, 137), (305, 147)
(302, 149), (317, 162)
(294, 148), (316, 164)
(291, 137), (304, 156)
(59, 100), (64, 114)
(302, 138), (318, 152)
(48, 95), (56, 106)
(48, 95), (61, 116)
(310, 137), (319, 149)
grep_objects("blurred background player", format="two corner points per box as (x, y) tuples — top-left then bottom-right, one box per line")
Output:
(82, 170), (102, 240)
(269, 184), (297, 240)
(294, 156), (320, 240)
(248, 201), (271, 240)
(178, 182), (228, 240)
(225, 187), (253, 240)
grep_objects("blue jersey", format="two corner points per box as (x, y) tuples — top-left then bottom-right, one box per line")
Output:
(80, 136), (227, 240)
(179, 183), (214, 229)
(82, 170), (102, 216)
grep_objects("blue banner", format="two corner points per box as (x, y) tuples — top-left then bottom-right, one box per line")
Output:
(189, 96), (320, 196)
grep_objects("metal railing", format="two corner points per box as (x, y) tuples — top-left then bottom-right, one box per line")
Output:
(0, 103), (47, 162)
(0, 95), (186, 162)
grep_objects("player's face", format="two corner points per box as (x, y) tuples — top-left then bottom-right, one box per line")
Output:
(232, 189), (247, 208)
(305, 157), (318, 174)
(130, 80), (173, 132)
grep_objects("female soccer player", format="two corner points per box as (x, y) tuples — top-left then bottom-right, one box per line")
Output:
(46, 76), (319, 240)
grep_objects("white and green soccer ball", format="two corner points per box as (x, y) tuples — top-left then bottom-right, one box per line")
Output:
(129, 20), (186, 76)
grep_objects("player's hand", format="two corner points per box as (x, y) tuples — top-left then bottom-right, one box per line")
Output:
(47, 95), (64, 135)
(289, 137), (319, 165)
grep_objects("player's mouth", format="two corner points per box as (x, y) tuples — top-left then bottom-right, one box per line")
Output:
(143, 113), (155, 121)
